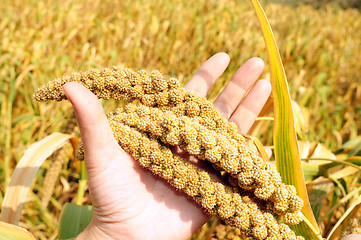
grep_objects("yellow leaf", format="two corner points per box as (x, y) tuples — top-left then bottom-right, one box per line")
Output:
(248, 0), (321, 238)
(1, 133), (72, 225)
(245, 135), (270, 161)
(292, 100), (308, 139)
(298, 141), (310, 159)
(310, 142), (336, 165)
(0, 221), (36, 240)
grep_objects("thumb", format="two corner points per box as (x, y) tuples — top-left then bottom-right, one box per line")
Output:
(63, 82), (118, 163)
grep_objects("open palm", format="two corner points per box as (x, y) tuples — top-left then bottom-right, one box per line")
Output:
(67, 53), (271, 240)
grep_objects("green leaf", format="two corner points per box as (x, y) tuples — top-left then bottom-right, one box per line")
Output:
(0, 221), (36, 240)
(302, 162), (325, 183)
(319, 156), (361, 170)
(308, 181), (333, 221)
(341, 136), (361, 151)
(248, 0), (322, 238)
(58, 203), (93, 240)
(1, 133), (72, 225)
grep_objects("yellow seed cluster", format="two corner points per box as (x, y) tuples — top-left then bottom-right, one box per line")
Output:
(34, 66), (181, 105)
(211, 223), (244, 240)
(106, 103), (304, 216)
(35, 66), (305, 239)
(77, 120), (304, 240)
(212, 218), (305, 240)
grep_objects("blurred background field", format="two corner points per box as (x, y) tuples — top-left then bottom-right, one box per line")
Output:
(0, 0), (360, 239)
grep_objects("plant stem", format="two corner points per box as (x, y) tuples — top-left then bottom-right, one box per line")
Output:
(75, 161), (87, 205)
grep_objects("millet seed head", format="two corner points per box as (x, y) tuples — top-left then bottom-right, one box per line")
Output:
(35, 66), (305, 239)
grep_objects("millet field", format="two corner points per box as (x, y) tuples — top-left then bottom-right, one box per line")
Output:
(0, 0), (361, 239)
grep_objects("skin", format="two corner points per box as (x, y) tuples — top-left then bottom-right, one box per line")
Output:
(67, 53), (272, 240)
(340, 234), (361, 240)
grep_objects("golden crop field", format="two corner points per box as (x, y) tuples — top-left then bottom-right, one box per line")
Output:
(0, 0), (361, 239)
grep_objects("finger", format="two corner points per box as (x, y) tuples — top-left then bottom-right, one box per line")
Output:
(184, 52), (230, 96)
(213, 57), (264, 119)
(63, 82), (120, 163)
(230, 79), (271, 134)
(265, 146), (273, 158)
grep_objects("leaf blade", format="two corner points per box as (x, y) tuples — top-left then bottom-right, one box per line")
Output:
(58, 203), (93, 240)
(248, 0), (321, 238)
(0, 221), (36, 240)
(1, 133), (72, 225)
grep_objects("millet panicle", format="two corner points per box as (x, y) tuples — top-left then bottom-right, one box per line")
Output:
(34, 66), (305, 239)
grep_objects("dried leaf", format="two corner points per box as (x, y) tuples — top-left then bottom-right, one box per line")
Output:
(1, 133), (72, 225)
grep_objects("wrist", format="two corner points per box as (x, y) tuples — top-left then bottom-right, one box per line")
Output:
(75, 219), (114, 240)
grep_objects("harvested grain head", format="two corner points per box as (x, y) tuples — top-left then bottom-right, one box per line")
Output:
(34, 66), (305, 239)
(212, 218), (306, 240)
(106, 102), (303, 217)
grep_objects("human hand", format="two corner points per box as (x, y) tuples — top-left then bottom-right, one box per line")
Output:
(340, 234), (361, 240)
(66, 53), (271, 240)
